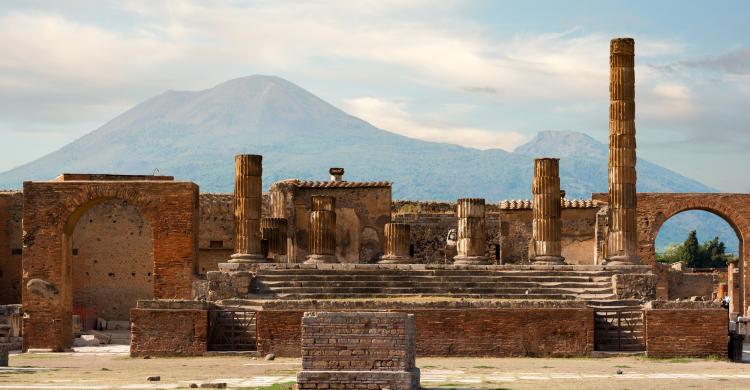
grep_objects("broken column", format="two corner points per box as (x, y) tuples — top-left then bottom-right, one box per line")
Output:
(531, 158), (565, 265)
(453, 198), (489, 265)
(229, 154), (268, 263)
(379, 223), (412, 264)
(261, 217), (288, 262)
(305, 195), (338, 264)
(607, 37), (640, 265)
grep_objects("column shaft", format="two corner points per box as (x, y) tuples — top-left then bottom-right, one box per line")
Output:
(454, 198), (489, 265)
(305, 196), (338, 264)
(607, 38), (640, 265)
(531, 158), (565, 264)
(261, 217), (288, 262)
(230, 154), (267, 263)
(380, 223), (412, 264)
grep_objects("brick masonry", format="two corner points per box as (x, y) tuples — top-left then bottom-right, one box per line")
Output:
(644, 305), (727, 358)
(297, 312), (419, 390)
(0, 192), (23, 304)
(257, 306), (594, 358)
(22, 180), (199, 351)
(130, 308), (208, 357)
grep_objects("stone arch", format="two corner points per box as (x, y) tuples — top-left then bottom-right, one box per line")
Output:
(22, 180), (198, 351)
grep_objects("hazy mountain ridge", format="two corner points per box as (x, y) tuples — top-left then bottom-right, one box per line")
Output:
(0, 75), (734, 252)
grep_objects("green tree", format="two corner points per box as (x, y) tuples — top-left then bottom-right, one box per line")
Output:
(656, 230), (734, 268)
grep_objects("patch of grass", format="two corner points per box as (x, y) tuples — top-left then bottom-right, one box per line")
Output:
(472, 365), (495, 369)
(239, 382), (295, 390)
(614, 365), (631, 368)
(266, 369), (298, 375)
(639, 354), (726, 363)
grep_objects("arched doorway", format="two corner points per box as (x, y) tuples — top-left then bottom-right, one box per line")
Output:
(653, 210), (740, 301)
(70, 199), (154, 332)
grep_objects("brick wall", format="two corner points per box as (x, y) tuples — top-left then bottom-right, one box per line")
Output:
(0, 192), (22, 304)
(257, 307), (594, 357)
(301, 312), (416, 371)
(130, 308), (208, 357)
(644, 305), (727, 358)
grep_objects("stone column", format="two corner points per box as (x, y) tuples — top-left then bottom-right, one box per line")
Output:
(531, 158), (565, 265)
(230, 154), (268, 263)
(305, 196), (338, 264)
(379, 223), (412, 264)
(607, 37), (640, 265)
(261, 217), (288, 262)
(453, 198), (490, 265)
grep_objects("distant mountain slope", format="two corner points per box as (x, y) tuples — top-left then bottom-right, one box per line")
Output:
(0, 76), (714, 205)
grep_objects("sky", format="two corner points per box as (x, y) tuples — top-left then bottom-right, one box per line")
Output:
(0, 0), (748, 192)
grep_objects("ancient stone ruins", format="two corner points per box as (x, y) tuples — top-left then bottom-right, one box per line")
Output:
(0, 38), (748, 387)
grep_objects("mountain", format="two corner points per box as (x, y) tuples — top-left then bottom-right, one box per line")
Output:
(0, 75), (714, 200)
(0, 75), (733, 252)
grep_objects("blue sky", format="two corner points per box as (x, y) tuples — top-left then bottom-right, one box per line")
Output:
(0, 0), (748, 192)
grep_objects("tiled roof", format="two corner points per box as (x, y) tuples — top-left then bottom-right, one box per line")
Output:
(499, 199), (598, 210)
(274, 179), (391, 188)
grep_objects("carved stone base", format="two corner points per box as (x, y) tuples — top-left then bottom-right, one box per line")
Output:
(304, 254), (338, 264)
(605, 255), (640, 266)
(453, 255), (490, 265)
(531, 255), (566, 265)
(378, 255), (413, 264)
(228, 253), (269, 263)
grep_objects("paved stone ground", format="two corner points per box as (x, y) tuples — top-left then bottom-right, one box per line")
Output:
(0, 345), (747, 389)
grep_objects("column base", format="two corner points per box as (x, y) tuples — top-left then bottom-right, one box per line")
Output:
(453, 255), (490, 265)
(605, 255), (640, 265)
(378, 255), (413, 264)
(304, 254), (338, 264)
(228, 253), (269, 263)
(531, 255), (566, 265)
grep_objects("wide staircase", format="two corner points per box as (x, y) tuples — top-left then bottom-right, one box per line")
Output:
(250, 267), (638, 300)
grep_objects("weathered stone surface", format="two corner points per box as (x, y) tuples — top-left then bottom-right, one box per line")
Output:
(130, 308), (208, 357)
(379, 223), (412, 264)
(230, 154), (267, 263)
(607, 38), (640, 265)
(531, 158), (565, 265)
(612, 273), (656, 300)
(305, 196), (338, 264)
(453, 198), (489, 265)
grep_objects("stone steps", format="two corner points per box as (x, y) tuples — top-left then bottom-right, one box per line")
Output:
(258, 280), (612, 289)
(254, 292), (617, 300)
(255, 286), (615, 296)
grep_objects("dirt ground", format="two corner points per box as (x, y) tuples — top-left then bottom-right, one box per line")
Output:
(1, 347), (749, 389)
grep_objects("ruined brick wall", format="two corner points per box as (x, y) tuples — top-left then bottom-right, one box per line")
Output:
(644, 304), (727, 358)
(392, 201), (597, 264)
(130, 308), (208, 357)
(594, 192), (750, 315)
(71, 199), (154, 326)
(301, 312), (416, 371)
(256, 306), (594, 357)
(198, 194), (234, 273)
(270, 183), (391, 263)
(0, 192), (22, 304)
(22, 181), (198, 351)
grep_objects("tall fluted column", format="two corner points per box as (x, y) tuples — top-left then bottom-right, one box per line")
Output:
(305, 196), (338, 264)
(607, 38), (640, 265)
(379, 223), (412, 264)
(531, 158), (565, 265)
(230, 154), (268, 263)
(261, 217), (288, 262)
(454, 198), (489, 265)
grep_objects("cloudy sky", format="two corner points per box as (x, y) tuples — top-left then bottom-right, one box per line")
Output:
(1, 0), (748, 191)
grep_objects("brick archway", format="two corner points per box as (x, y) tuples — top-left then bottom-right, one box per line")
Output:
(22, 180), (199, 351)
(635, 193), (750, 315)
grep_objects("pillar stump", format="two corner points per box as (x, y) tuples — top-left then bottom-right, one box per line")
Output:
(305, 196), (338, 264)
(453, 198), (490, 265)
(229, 154), (268, 263)
(607, 38), (640, 265)
(261, 217), (288, 262)
(379, 223), (412, 264)
(531, 158), (566, 265)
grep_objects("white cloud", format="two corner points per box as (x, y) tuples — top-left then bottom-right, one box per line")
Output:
(342, 97), (526, 151)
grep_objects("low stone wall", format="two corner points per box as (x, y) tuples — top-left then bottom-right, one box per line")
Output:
(297, 312), (419, 390)
(130, 300), (211, 357)
(644, 302), (727, 358)
(252, 301), (594, 358)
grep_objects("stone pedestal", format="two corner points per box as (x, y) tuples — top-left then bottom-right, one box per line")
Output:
(305, 196), (338, 264)
(380, 223), (412, 264)
(607, 38), (640, 265)
(531, 158), (565, 265)
(229, 154), (268, 263)
(261, 217), (288, 262)
(453, 198), (489, 265)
